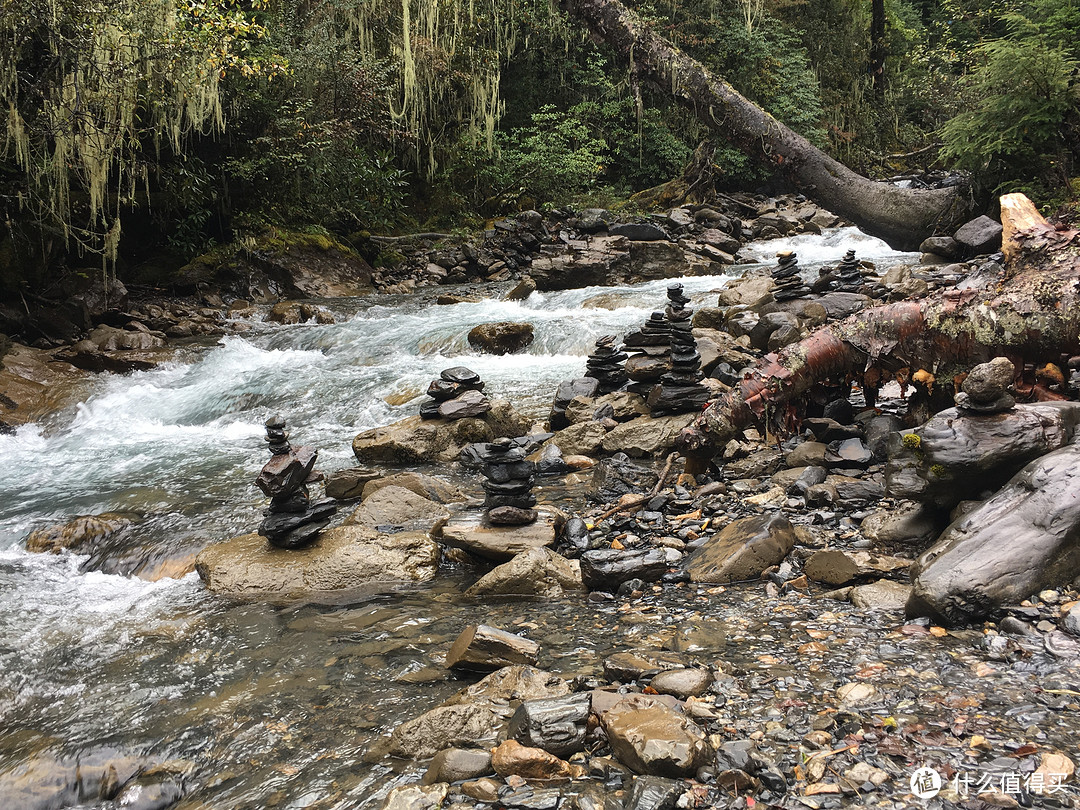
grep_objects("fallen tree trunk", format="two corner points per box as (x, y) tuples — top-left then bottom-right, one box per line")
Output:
(682, 194), (1080, 454)
(560, 0), (972, 250)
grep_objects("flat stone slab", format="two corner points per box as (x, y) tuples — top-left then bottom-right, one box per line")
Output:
(195, 526), (439, 596)
(439, 506), (563, 561)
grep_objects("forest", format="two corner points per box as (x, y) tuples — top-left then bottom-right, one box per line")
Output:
(0, 0), (1078, 295)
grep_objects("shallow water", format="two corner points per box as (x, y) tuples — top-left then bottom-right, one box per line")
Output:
(9, 230), (1052, 808)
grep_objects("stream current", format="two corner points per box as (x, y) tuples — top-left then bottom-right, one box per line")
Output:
(3, 230), (1075, 809)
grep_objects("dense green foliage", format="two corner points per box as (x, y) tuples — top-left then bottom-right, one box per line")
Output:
(0, 0), (1077, 285)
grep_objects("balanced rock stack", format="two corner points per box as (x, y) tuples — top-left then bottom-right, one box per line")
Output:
(621, 312), (671, 396)
(771, 250), (811, 301)
(648, 283), (710, 415)
(954, 357), (1016, 414)
(833, 249), (866, 292)
(585, 335), (628, 394)
(420, 366), (490, 420)
(479, 438), (538, 525)
(255, 416), (337, 549)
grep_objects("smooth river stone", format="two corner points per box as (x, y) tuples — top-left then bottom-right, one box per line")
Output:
(439, 506), (562, 561)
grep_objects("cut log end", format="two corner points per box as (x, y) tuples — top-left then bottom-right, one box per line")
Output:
(1001, 193), (1049, 262)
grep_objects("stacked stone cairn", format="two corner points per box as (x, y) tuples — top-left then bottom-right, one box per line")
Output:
(255, 416), (337, 549)
(420, 366), (490, 420)
(771, 250), (811, 301)
(954, 357), (1016, 414)
(833, 249), (866, 292)
(479, 437), (538, 525)
(647, 283), (710, 415)
(585, 335), (628, 393)
(621, 311), (671, 396)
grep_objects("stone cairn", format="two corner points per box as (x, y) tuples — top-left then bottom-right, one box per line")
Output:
(833, 249), (866, 292)
(621, 311), (671, 396)
(420, 366), (490, 420)
(648, 283), (710, 415)
(771, 250), (811, 301)
(255, 415), (337, 549)
(955, 356), (1016, 414)
(479, 437), (537, 525)
(585, 335), (628, 393)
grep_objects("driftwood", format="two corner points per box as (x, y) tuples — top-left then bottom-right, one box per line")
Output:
(681, 194), (1080, 455)
(560, 0), (972, 249)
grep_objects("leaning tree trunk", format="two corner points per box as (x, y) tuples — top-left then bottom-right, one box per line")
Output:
(680, 194), (1080, 454)
(560, 0), (971, 250)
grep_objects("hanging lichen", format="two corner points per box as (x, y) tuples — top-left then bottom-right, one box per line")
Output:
(344, 0), (567, 178)
(0, 0), (285, 266)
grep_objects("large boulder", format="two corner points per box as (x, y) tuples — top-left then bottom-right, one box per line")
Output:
(529, 235), (631, 290)
(545, 421), (608, 456)
(465, 548), (584, 598)
(467, 322), (535, 355)
(686, 514), (796, 583)
(0, 344), (91, 430)
(908, 442), (1080, 625)
(344, 486), (450, 533)
(195, 526), (439, 596)
(886, 402), (1080, 509)
(439, 506), (563, 561)
(352, 401), (530, 464)
(600, 414), (698, 457)
(602, 695), (713, 777)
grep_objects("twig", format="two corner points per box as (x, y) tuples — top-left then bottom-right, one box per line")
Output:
(595, 451), (680, 521)
(368, 232), (453, 244)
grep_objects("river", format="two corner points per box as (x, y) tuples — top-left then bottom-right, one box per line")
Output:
(6, 229), (1071, 809)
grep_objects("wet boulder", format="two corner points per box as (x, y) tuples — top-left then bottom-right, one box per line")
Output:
(465, 548), (583, 598)
(380, 784), (448, 810)
(352, 401), (530, 464)
(586, 453), (658, 502)
(491, 740), (574, 780)
(344, 486), (450, 533)
(439, 506), (563, 561)
(507, 692), (592, 758)
(195, 526), (439, 596)
(422, 748), (494, 784)
(600, 413), (698, 457)
(581, 548), (670, 591)
(24, 512), (136, 554)
(467, 321), (535, 355)
(886, 402), (1080, 509)
(324, 466), (381, 500)
(445, 624), (540, 672)
(953, 215), (1003, 256)
(908, 442), (1080, 624)
(602, 695), (713, 777)
(388, 703), (506, 759)
(0, 751), (150, 810)
(685, 514), (796, 584)
(360, 472), (465, 503)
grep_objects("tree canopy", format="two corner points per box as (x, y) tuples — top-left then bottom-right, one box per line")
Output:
(0, 0), (1076, 282)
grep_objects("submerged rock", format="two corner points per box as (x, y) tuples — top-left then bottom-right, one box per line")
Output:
(24, 512), (136, 554)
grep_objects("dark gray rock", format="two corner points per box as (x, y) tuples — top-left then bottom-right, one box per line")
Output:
(507, 692), (592, 757)
(422, 748), (494, 784)
(919, 235), (962, 260)
(581, 548), (669, 590)
(886, 402), (1080, 508)
(908, 442), (1080, 624)
(953, 215), (1003, 256)
(624, 775), (685, 810)
(586, 453), (659, 502)
(610, 222), (669, 241)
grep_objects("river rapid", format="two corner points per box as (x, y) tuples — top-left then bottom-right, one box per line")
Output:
(4, 229), (1075, 809)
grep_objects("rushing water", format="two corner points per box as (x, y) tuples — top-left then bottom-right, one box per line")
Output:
(10, 229), (1053, 809)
